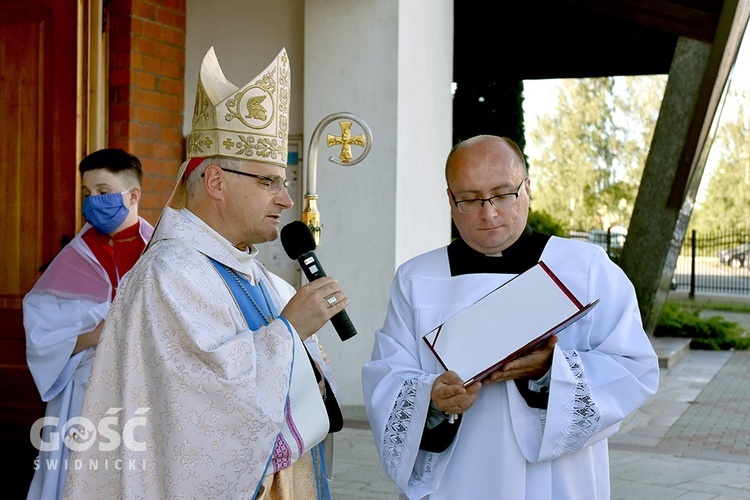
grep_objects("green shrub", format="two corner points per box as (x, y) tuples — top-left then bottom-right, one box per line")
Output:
(527, 210), (566, 237)
(655, 303), (750, 350)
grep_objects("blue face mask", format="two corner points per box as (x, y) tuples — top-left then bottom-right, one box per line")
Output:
(82, 190), (132, 235)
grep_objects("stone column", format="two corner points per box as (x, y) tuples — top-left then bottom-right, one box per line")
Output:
(621, 0), (750, 334)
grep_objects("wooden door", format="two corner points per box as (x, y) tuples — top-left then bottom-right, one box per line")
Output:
(0, 0), (79, 494)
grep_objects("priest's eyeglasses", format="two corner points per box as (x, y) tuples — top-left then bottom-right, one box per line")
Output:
(204, 168), (289, 193)
(451, 178), (527, 214)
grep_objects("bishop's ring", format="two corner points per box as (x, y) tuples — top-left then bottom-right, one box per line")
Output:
(325, 295), (338, 307)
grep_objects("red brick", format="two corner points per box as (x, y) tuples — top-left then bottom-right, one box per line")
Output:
(140, 192), (160, 213)
(127, 87), (143, 103)
(155, 176), (174, 192)
(167, 2), (184, 12)
(142, 55), (161, 73)
(156, 0), (185, 12)
(161, 128), (182, 144)
(132, 140), (148, 154)
(135, 71), (156, 90)
(132, 1), (156, 20)
(152, 109), (171, 127)
(134, 37), (156, 57)
(141, 158), (157, 173)
(129, 17), (144, 36)
(142, 124), (161, 141)
(159, 158), (180, 177)
(142, 20), (161, 40)
(129, 52), (143, 71)
(156, 78), (176, 96)
(161, 60), (180, 79)
(128, 122), (143, 138)
(153, 143), (172, 159)
(155, 7), (175, 27)
(141, 175), (155, 192)
(160, 94), (180, 112)
(161, 26), (185, 46)
(154, 43), (172, 61)
(141, 89), (161, 108)
(165, 160), (182, 176)
(133, 106), (155, 123)
(173, 11), (186, 30)
(105, 0), (185, 205)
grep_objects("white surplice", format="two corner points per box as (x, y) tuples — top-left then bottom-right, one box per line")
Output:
(362, 237), (660, 499)
(24, 219), (153, 500)
(63, 208), (334, 499)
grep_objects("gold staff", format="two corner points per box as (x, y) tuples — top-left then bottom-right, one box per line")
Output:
(302, 112), (373, 245)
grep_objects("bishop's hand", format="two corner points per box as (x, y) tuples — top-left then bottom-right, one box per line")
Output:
(281, 276), (349, 340)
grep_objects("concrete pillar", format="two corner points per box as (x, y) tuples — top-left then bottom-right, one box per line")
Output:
(621, 38), (711, 333)
(304, 0), (453, 408)
(622, 0), (750, 334)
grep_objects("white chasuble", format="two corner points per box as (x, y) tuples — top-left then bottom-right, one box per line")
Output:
(63, 208), (332, 499)
(362, 236), (659, 499)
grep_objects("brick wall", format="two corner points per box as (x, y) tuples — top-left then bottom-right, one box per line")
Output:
(108, 0), (186, 224)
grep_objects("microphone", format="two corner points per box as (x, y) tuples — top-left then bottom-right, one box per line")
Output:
(280, 221), (357, 341)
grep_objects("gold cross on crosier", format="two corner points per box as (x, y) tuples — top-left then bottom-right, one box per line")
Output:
(327, 121), (366, 163)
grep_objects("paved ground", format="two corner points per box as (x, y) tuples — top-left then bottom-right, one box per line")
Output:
(330, 349), (750, 499)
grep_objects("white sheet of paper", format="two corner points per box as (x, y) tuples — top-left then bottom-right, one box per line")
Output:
(423, 263), (596, 384)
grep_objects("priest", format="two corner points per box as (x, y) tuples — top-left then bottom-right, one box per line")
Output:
(64, 48), (345, 498)
(362, 135), (659, 499)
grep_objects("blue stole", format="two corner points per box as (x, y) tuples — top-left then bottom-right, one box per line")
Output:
(209, 258), (277, 329)
(207, 257), (331, 499)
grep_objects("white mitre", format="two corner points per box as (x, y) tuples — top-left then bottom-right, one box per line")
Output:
(187, 46), (290, 168)
(156, 47), (290, 217)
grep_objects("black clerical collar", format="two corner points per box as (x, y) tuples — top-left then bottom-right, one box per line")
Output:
(447, 226), (551, 276)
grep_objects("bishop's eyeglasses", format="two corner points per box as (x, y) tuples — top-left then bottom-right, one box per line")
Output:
(203, 168), (290, 193)
(450, 178), (527, 214)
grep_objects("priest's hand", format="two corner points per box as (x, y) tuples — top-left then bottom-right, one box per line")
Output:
(484, 335), (558, 384)
(281, 276), (350, 340)
(430, 370), (481, 415)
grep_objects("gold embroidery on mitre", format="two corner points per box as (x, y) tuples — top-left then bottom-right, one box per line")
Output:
(188, 47), (290, 168)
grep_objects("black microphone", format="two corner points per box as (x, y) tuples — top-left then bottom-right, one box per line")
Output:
(280, 221), (357, 341)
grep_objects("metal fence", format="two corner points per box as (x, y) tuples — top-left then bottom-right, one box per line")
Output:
(673, 229), (750, 296)
(568, 228), (625, 261)
(567, 228), (750, 296)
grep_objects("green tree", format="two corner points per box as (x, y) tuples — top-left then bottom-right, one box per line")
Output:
(689, 90), (750, 233)
(526, 76), (666, 232)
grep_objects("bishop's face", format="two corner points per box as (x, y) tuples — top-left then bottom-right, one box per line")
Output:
(222, 161), (294, 249)
(446, 139), (530, 255)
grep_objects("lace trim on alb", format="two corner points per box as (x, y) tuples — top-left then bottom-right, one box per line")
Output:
(554, 350), (602, 458)
(380, 377), (436, 485)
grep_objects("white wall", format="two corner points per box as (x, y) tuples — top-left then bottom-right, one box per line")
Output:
(396, 0), (454, 265)
(304, 0), (453, 408)
(185, 0), (305, 138)
(184, 0), (453, 410)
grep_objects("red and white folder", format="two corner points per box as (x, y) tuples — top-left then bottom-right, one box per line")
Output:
(423, 261), (600, 386)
